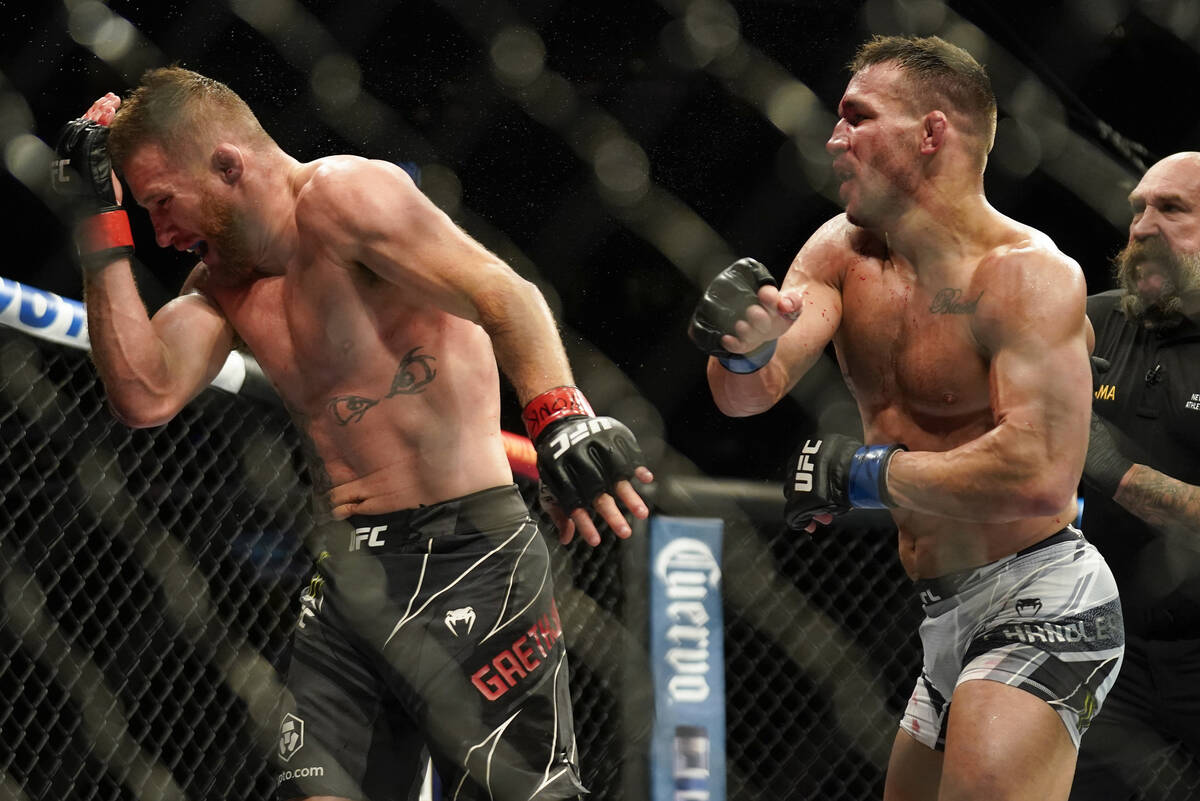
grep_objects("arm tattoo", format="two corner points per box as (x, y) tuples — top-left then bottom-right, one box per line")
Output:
(1114, 463), (1200, 531)
(929, 288), (984, 314)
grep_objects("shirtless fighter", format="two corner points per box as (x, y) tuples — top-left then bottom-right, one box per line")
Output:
(689, 36), (1123, 800)
(53, 68), (652, 801)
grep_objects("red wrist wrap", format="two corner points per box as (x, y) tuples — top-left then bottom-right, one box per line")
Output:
(77, 208), (134, 259)
(523, 386), (594, 441)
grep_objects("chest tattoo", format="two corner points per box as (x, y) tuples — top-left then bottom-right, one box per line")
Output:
(326, 345), (439, 425)
(929, 288), (984, 315)
(328, 394), (380, 425)
(386, 346), (438, 397)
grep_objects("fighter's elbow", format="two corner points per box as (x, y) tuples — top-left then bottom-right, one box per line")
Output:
(1010, 472), (1077, 518)
(105, 392), (181, 429)
(711, 392), (759, 418)
(707, 362), (779, 417)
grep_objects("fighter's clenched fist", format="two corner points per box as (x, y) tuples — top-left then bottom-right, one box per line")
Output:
(688, 257), (800, 373)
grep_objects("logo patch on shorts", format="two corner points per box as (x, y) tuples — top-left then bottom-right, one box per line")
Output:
(445, 606), (476, 637)
(279, 713), (305, 762)
(1015, 597), (1042, 617)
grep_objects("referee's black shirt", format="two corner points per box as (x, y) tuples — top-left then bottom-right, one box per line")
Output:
(1084, 289), (1200, 639)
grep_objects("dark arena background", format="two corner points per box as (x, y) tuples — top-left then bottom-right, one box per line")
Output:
(2, 1), (1199, 800)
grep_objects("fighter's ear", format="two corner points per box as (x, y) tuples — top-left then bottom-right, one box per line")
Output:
(211, 144), (244, 185)
(920, 111), (947, 156)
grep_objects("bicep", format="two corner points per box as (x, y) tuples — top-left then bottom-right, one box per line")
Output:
(151, 292), (237, 389)
(775, 276), (842, 377)
(772, 230), (846, 385)
(981, 271), (1091, 453)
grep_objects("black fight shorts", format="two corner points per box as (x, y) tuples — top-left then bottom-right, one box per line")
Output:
(276, 485), (585, 801)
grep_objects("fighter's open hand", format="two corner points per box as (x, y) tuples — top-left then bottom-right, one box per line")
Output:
(689, 258), (801, 370)
(524, 387), (653, 547)
(537, 461), (654, 547)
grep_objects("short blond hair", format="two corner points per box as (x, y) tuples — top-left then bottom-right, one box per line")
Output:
(108, 66), (273, 171)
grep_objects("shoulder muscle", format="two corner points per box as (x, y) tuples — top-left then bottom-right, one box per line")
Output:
(782, 214), (874, 291)
(295, 157), (426, 244)
(971, 243), (1087, 352)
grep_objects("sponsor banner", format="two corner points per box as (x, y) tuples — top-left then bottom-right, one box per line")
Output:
(0, 275), (249, 392)
(650, 517), (725, 801)
(0, 276), (88, 350)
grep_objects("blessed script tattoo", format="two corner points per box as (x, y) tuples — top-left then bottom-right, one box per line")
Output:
(326, 345), (439, 425)
(929, 288), (984, 314)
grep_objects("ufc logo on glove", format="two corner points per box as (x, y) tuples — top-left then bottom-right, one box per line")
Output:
(548, 417), (615, 459)
(793, 440), (822, 492)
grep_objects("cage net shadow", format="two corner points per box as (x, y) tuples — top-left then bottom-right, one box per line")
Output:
(3, 328), (1199, 801)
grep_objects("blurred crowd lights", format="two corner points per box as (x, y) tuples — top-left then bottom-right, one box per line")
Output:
(19, 0), (1181, 290)
(66, 0), (138, 62)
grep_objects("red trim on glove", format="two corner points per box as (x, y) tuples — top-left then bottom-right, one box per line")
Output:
(522, 386), (594, 441)
(77, 208), (134, 256)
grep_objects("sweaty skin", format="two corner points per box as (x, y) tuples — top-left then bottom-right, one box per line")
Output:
(80, 92), (650, 538)
(780, 217), (1087, 579)
(185, 156), (514, 519)
(706, 64), (1092, 580)
(703, 52), (1098, 801)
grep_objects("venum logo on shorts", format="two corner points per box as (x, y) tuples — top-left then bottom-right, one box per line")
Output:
(1015, 597), (1042, 617)
(278, 713), (305, 763)
(470, 600), (564, 700)
(444, 606), (476, 637)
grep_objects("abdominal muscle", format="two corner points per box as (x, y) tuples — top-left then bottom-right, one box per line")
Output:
(321, 431), (515, 519)
(296, 337), (515, 519)
(891, 509), (1075, 580)
(217, 276), (515, 519)
(863, 404), (1076, 580)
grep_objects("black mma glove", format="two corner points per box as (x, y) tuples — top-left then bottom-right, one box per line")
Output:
(688, 257), (778, 374)
(52, 118), (134, 270)
(784, 433), (906, 530)
(1082, 412), (1133, 499)
(523, 386), (646, 512)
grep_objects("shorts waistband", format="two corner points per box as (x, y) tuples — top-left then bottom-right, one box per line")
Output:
(913, 527), (1081, 608)
(329, 484), (530, 555)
